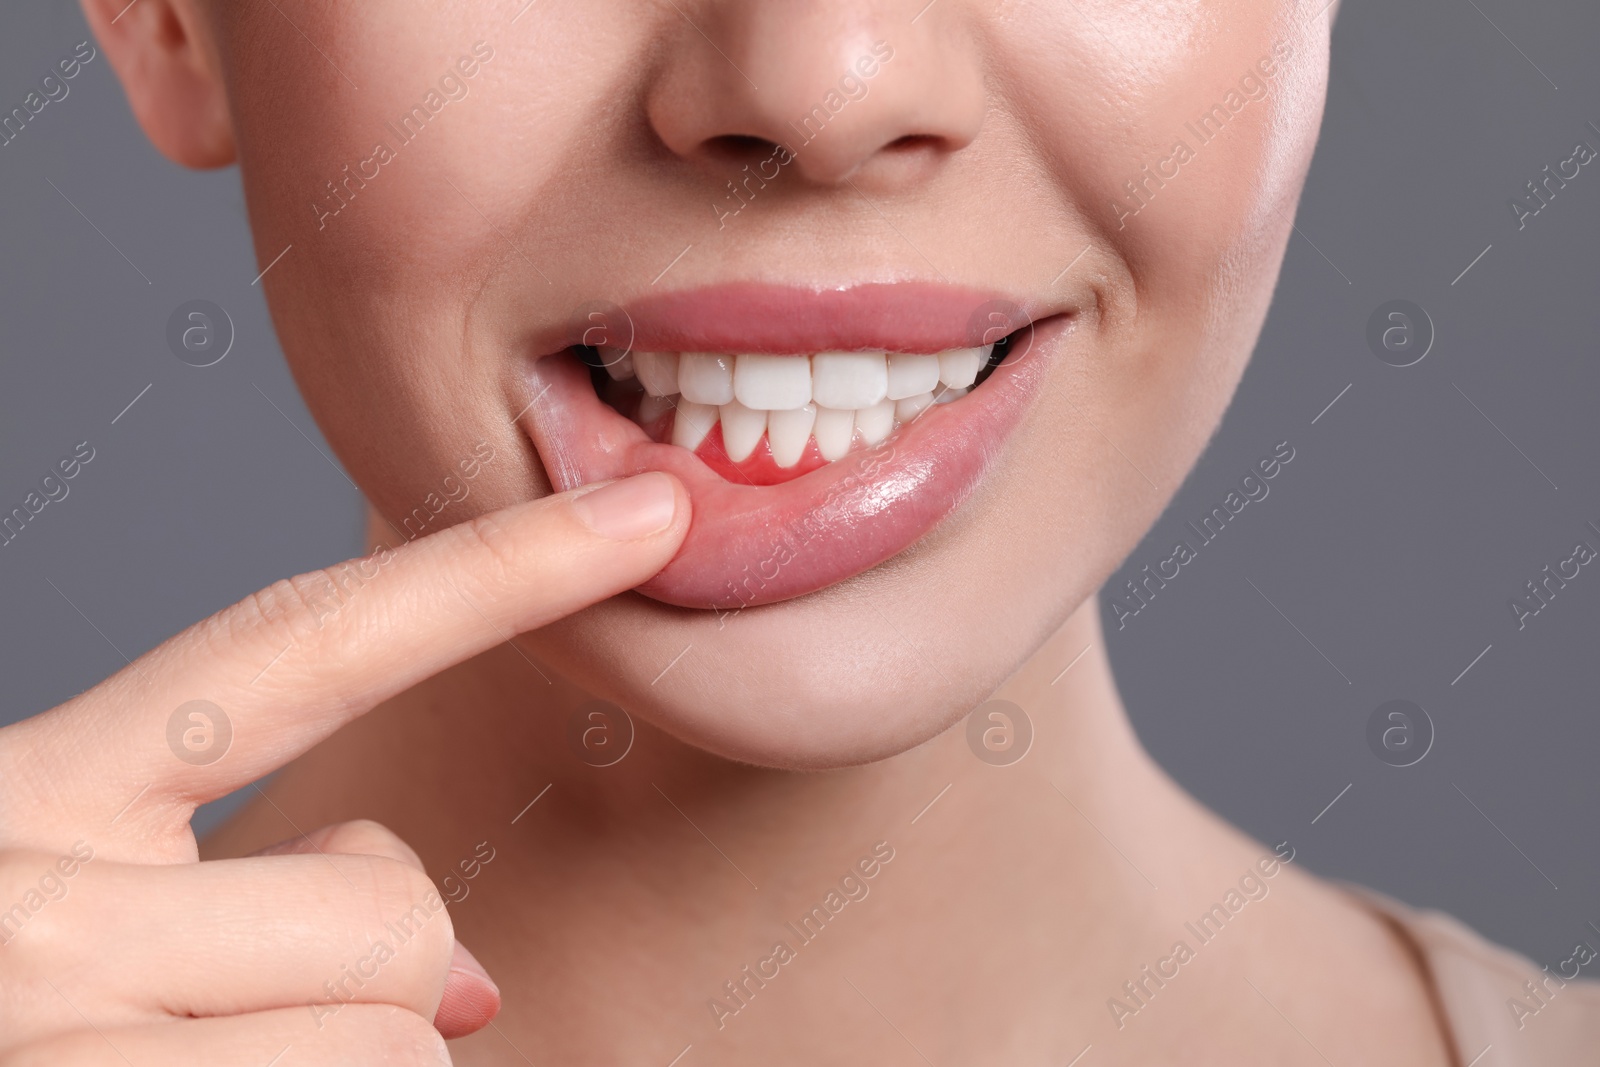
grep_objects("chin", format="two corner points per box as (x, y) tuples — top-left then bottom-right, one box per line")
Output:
(526, 595), (1004, 771)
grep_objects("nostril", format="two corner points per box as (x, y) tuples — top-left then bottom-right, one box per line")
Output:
(886, 134), (940, 152)
(704, 133), (786, 164)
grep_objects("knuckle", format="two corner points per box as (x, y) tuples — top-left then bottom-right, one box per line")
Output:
(0, 849), (84, 976)
(360, 1006), (453, 1065)
(217, 572), (347, 651)
(450, 511), (534, 601)
(0, 1032), (109, 1067)
(0, 848), (50, 900)
(346, 854), (455, 971)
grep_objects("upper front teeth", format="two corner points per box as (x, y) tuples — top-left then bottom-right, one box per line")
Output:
(635, 351), (680, 396)
(811, 351), (888, 409)
(679, 353), (736, 406)
(614, 346), (993, 466)
(640, 348), (989, 408)
(887, 352), (942, 399)
(734, 354), (812, 410)
(938, 348), (985, 391)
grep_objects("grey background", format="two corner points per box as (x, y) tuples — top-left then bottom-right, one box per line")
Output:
(2, 0), (1596, 970)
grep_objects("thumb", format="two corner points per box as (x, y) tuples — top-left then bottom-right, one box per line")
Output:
(434, 940), (501, 1039)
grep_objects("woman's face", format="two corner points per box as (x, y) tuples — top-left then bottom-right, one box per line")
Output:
(199, 0), (1328, 767)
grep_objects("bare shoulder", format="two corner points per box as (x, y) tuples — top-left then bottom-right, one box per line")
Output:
(1095, 845), (1456, 1066)
(1345, 884), (1600, 1065)
(1249, 867), (1459, 1065)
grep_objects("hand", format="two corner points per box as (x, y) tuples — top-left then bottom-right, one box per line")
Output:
(0, 473), (690, 1065)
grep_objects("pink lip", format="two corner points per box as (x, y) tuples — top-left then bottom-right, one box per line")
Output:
(609, 282), (1028, 354)
(518, 283), (1067, 610)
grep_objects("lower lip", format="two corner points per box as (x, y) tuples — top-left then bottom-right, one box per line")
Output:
(518, 319), (1067, 609)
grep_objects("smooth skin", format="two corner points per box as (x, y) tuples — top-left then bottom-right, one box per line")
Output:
(8, 0), (1456, 1063)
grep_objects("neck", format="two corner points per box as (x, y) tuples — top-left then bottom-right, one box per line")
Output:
(212, 558), (1273, 1059)
(243, 573), (1212, 861)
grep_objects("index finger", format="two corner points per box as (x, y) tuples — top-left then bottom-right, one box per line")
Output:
(9, 472), (688, 835)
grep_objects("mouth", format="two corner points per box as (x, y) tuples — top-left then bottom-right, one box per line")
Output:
(518, 283), (1069, 610)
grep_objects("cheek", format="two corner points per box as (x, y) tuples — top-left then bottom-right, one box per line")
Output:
(1018, 8), (1323, 298)
(220, 8), (586, 523)
(223, 5), (697, 529)
(1006, 0), (1327, 475)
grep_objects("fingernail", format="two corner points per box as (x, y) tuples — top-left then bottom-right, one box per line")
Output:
(434, 940), (501, 1039)
(571, 472), (678, 540)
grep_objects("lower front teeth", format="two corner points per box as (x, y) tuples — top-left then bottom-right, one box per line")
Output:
(896, 391), (934, 422)
(854, 398), (894, 447)
(637, 391), (675, 426)
(719, 400), (767, 462)
(768, 404), (817, 466)
(616, 345), (994, 468)
(812, 404), (855, 462)
(656, 388), (950, 466)
(670, 399), (717, 452)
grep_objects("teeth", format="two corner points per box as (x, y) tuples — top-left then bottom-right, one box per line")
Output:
(635, 351), (680, 397)
(812, 351), (888, 409)
(638, 392), (675, 425)
(886, 353), (941, 400)
(679, 353), (735, 406)
(734, 354), (812, 411)
(719, 400), (768, 463)
(600, 349), (635, 381)
(855, 398), (895, 446)
(767, 403), (816, 467)
(607, 344), (994, 469)
(671, 399), (718, 451)
(895, 391), (935, 423)
(813, 406), (856, 461)
(938, 346), (990, 390)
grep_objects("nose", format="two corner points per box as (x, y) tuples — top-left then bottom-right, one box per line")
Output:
(645, 2), (986, 187)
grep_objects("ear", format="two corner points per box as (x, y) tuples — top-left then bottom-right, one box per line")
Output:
(80, 0), (234, 168)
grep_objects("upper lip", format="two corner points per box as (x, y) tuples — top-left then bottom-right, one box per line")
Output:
(550, 281), (1054, 356)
